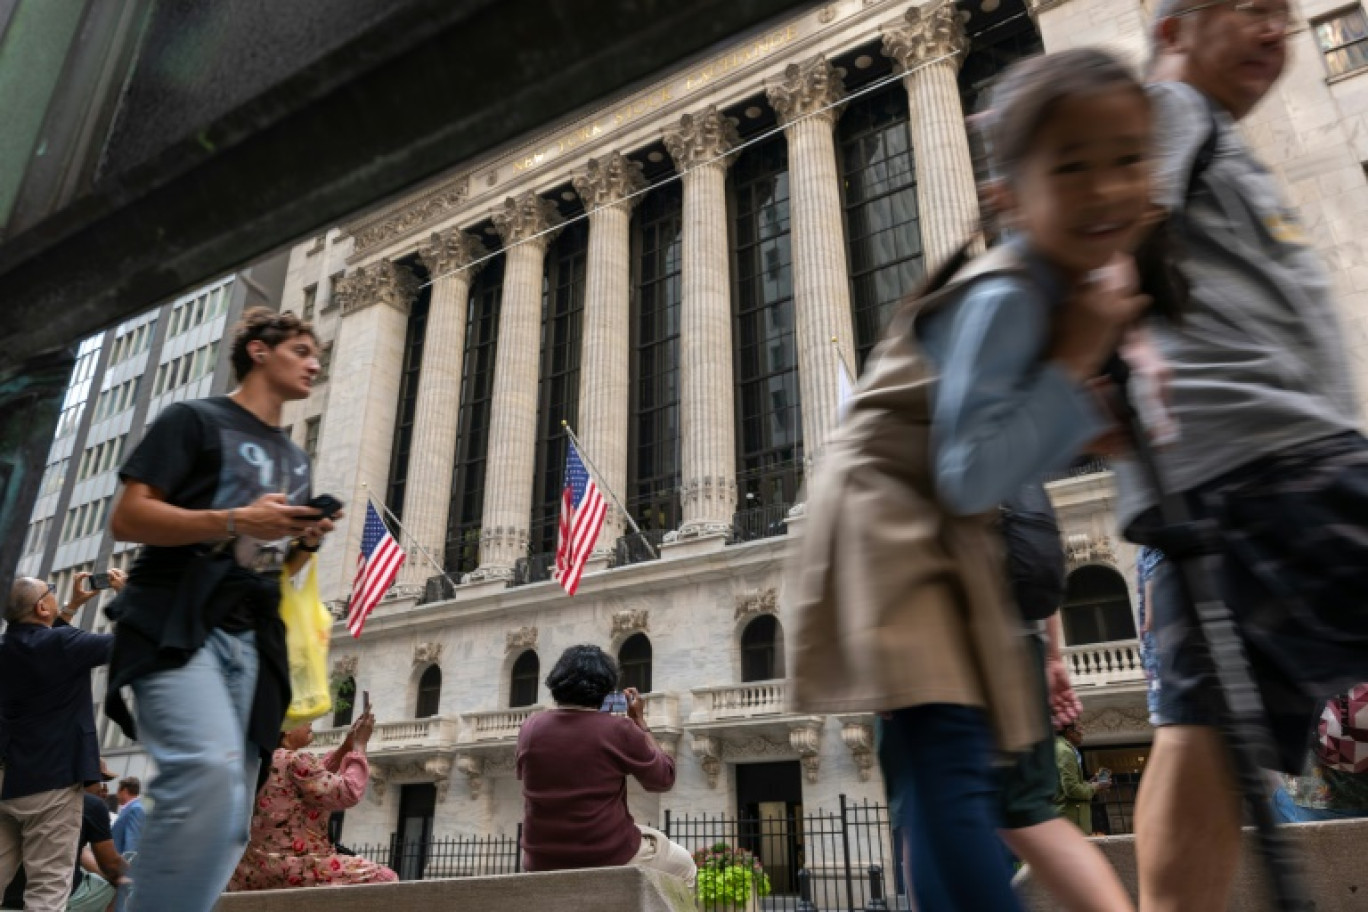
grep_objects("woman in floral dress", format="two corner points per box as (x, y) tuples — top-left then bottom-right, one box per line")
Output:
(229, 710), (396, 890)
(1135, 546), (1165, 724)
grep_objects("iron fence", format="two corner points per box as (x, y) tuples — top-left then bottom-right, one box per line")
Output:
(346, 828), (523, 881)
(729, 502), (793, 544)
(513, 551), (556, 586)
(613, 529), (668, 567)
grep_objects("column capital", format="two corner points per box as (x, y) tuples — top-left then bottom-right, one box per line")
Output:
(333, 260), (419, 317)
(881, 0), (968, 74)
(572, 152), (647, 213)
(663, 105), (740, 172)
(492, 192), (563, 248)
(766, 55), (847, 127)
(418, 228), (488, 280)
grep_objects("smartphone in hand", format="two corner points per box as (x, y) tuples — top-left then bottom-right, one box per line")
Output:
(306, 494), (344, 521)
(599, 692), (628, 715)
(362, 689), (372, 716)
(85, 573), (112, 591)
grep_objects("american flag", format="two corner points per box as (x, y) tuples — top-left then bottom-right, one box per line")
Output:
(347, 501), (406, 638)
(555, 440), (606, 596)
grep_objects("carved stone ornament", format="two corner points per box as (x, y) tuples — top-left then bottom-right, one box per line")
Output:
(413, 641), (444, 667)
(818, 4), (837, 23)
(691, 734), (723, 789)
(333, 260), (419, 317)
(457, 755), (484, 800)
(572, 152), (647, 212)
(349, 176), (471, 254)
(1065, 532), (1117, 568)
(734, 588), (778, 621)
(417, 228), (488, 280)
(789, 722), (823, 784)
(838, 716), (876, 782)
(611, 608), (650, 638)
(492, 192), (563, 247)
(369, 768), (388, 803)
(728, 735), (793, 758)
(1080, 706), (1152, 737)
(332, 655), (359, 679)
(881, 0), (968, 74)
(766, 55), (847, 127)
(480, 524), (528, 556)
(662, 106), (741, 172)
(679, 474), (737, 513)
(506, 626), (538, 653)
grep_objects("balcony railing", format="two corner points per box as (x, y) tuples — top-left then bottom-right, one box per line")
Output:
(512, 552), (555, 587)
(460, 705), (543, 744)
(613, 529), (667, 567)
(690, 680), (789, 723)
(308, 716), (460, 754)
(728, 503), (792, 544)
(1061, 639), (1145, 688)
(639, 692), (681, 731)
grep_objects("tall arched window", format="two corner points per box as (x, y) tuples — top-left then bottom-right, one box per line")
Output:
(618, 633), (653, 694)
(333, 675), (355, 728)
(1061, 566), (1137, 645)
(510, 650), (540, 708)
(415, 665), (442, 718)
(741, 614), (784, 682)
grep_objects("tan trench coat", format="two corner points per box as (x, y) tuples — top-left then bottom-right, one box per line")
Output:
(788, 245), (1044, 753)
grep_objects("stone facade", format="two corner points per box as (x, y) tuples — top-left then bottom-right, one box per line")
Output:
(95, 0), (1368, 846)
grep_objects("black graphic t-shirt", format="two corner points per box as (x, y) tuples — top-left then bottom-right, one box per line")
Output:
(120, 396), (311, 593)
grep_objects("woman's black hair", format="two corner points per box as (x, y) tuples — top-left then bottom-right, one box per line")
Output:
(546, 645), (620, 708)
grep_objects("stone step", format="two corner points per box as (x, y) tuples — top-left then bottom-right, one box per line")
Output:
(1015, 818), (1368, 911)
(214, 865), (697, 912)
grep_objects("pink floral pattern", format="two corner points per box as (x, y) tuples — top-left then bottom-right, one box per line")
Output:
(227, 746), (397, 891)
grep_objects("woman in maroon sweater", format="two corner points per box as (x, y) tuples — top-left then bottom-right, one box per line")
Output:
(516, 645), (695, 886)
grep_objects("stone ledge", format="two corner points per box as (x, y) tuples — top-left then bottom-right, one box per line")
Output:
(1015, 818), (1368, 912)
(214, 866), (696, 912)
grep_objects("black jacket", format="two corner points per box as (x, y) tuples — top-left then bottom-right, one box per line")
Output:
(0, 620), (113, 799)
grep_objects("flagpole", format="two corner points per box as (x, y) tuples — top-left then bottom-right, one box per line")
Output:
(360, 483), (463, 594)
(560, 421), (658, 560)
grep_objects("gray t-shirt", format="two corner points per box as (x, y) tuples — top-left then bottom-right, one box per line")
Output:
(1113, 81), (1360, 529)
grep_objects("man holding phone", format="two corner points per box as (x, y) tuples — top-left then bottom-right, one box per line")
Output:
(106, 308), (338, 912)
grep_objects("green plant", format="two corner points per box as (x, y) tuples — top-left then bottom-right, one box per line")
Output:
(693, 843), (771, 907)
(330, 673), (355, 715)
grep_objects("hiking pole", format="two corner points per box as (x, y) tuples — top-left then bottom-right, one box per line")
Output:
(1105, 355), (1315, 912)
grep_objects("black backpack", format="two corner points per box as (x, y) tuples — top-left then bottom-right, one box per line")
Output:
(999, 482), (1066, 622)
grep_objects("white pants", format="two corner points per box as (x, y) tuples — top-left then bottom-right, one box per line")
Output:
(630, 824), (696, 889)
(0, 771), (83, 912)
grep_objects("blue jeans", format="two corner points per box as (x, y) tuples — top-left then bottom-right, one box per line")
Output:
(883, 704), (1023, 912)
(127, 630), (260, 912)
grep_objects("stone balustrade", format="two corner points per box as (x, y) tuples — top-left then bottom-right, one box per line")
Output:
(461, 705), (544, 744)
(689, 679), (788, 723)
(1061, 639), (1145, 689)
(307, 716), (461, 755)
(639, 692), (681, 731)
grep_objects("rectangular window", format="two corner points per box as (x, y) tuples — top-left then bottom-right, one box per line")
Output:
(154, 364), (168, 396)
(324, 272), (345, 312)
(731, 134), (802, 519)
(385, 262), (431, 522)
(1316, 7), (1368, 77)
(528, 218), (588, 562)
(317, 342), (333, 382)
(839, 85), (925, 366)
(627, 183), (684, 543)
(302, 284), (318, 322)
(445, 252), (505, 575)
(304, 417), (321, 463)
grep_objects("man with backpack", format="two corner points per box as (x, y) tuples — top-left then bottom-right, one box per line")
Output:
(1118, 3), (1368, 909)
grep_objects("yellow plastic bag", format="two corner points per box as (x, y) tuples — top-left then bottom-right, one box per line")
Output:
(280, 558), (333, 728)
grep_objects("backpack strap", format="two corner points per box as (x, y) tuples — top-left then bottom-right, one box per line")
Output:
(1182, 106), (1221, 206)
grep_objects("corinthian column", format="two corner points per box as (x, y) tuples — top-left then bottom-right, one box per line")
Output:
(314, 260), (419, 603)
(663, 106), (741, 545)
(572, 153), (647, 556)
(767, 55), (858, 458)
(397, 228), (487, 586)
(883, 0), (981, 268)
(468, 193), (562, 583)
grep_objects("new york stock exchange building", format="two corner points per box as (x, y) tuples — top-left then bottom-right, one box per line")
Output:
(191, 0), (1368, 872)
